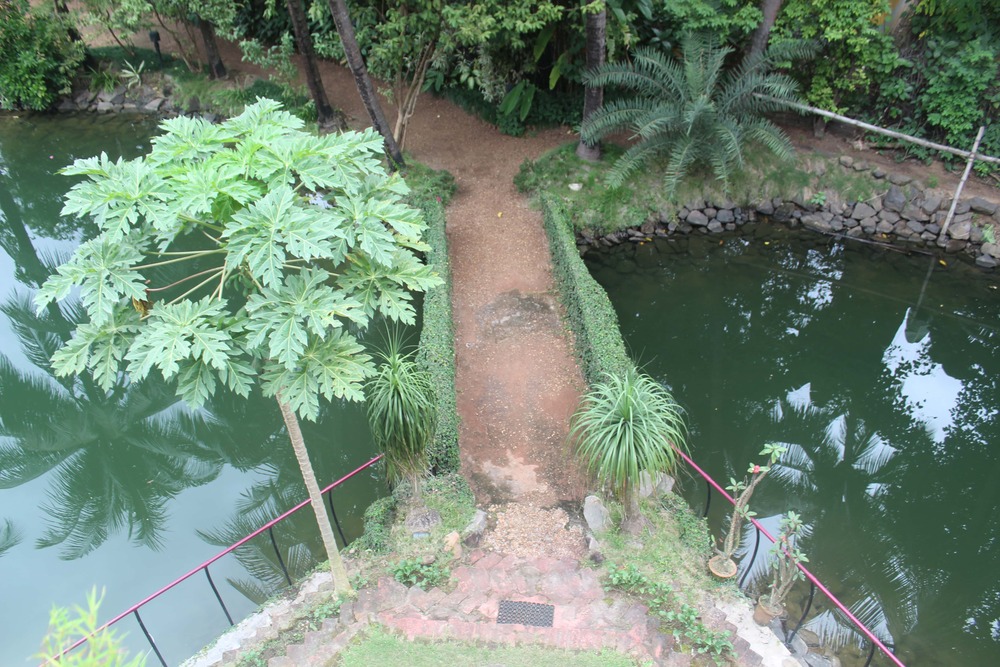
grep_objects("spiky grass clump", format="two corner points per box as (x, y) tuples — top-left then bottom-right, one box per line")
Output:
(366, 338), (437, 500)
(570, 369), (687, 531)
(581, 33), (805, 195)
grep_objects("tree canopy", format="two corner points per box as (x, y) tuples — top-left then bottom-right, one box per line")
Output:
(36, 99), (441, 422)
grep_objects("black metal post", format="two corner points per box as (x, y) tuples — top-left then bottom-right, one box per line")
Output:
(133, 609), (167, 667)
(268, 526), (293, 586)
(785, 581), (816, 648)
(702, 479), (712, 518)
(326, 488), (348, 546)
(738, 525), (762, 589)
(204, 566), (234, 626)
(863, 639), (877, 667)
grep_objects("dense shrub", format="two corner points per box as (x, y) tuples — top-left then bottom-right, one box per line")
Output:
(405, 164), (460, 474)
(0, 1), (85, 110)
(354, 495), (396, 553)
(539, 196), (633, 385)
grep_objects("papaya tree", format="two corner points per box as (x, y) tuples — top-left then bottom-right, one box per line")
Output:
(35, 99), (442, 594)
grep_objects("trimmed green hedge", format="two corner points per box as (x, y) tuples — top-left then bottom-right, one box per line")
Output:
(406, 165), (460, 474)
(540, 195), (634, 385)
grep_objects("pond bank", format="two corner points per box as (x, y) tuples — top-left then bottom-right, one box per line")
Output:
(579, 159), (1000, 270)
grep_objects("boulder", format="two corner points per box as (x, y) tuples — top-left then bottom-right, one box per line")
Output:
(901, 203), (930, 222)
(461, 509), (488, 547)
(949, 220), (973, 240)
(707, 221), (724, 233)
(801, 213), (832, 233)
(907, 221), (926, 234)
(888, 173), (912, 185)
(982, 242), (1000, 259)
(976, 254), (998, 269)
(883, 185), (907, 212)
(755, 200), (775, 216)
(969, 197), (998, 216)
(716, 208), (735, 224)
(583, 495), (611, 534)
(687, 210), (709, 226)
(838, 155), (854, 167)
(872, 168), (887, 179)
(773, 203), (796, 223)
(876, 220), (894, 234)
(639, 471), (676, 499)
(852, 202), (877, 220)
(443, 531), (462, 560)
(922, 195), (942, 214)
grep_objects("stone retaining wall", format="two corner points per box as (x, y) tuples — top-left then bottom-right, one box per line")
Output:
(581, 159), (1000, 269)
(57, 80), (216, 121)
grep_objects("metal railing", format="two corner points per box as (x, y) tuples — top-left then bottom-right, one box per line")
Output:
(47, 454), (384, 667)
(676, 448), (904, 667)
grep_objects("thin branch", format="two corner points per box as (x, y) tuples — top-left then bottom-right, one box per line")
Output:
(146, 266), (227, 293)
(134, 251), (223, 270)
(167, 269), (225, 305)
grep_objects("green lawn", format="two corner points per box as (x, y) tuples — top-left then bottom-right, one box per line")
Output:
(336, 627), (638, 666)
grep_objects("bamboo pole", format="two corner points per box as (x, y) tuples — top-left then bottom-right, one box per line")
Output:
(939, 126), (986, 241)
(755, 95), (1000, 165)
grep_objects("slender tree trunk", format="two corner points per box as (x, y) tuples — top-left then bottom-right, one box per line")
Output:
(196, 17), (227, 79)
(277, 397), (353, 596)
(748, 0), (783, 60)
(576, 5), (606, 162)
(325, 0), (405, 167)
(393, 40), (436, 151)
(285, 0), (341, 130)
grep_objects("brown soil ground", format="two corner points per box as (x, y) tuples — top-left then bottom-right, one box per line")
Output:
(94, 29), (996, 518)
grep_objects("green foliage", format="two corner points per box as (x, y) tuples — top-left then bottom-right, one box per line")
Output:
(36, 588), (145, 667)
(773, 0), (900, 112)
(405, 165), (460, 473)
(570, 368), (688, 507)
(919, 37), (999, 149)
(628, 0), (762, 50)
(0, 518), (22, 558)
(539, 196), (633, 384)
(366, 335), (437, 496)
(391, 558), (449, 589)
(228, 79), (317, 123)
(355, 495), (397, 554)
(0, 1), (85, 110)
(37, 99), (442, 424)
(605, 563), (734, 663)
(582, 34), (802, 194)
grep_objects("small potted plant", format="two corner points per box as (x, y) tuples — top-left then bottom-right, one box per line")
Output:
(708, 442), (786, 579)
(754, 511), (808, 625)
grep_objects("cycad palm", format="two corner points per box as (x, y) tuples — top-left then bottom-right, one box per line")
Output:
(581, 33), (802, 194)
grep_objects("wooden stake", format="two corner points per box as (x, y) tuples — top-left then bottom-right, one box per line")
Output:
(939, 126), (986, 241)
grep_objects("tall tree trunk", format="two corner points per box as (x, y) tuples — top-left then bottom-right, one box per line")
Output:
(285, 0), (341, 130)
(196, 17), (227, 79)
(748, 0), (783, 60)
(324, 0), (405, 167)
(576, 5), (606, 162)
(277, 397), (353, 596)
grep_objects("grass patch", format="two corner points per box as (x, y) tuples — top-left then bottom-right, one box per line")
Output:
(338, 626), (637, 666)
(598, 495), (736, 664)
(519, 142), (882, 234)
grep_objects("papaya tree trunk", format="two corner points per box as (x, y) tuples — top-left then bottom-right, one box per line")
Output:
(286, 0), (340, 129)
(325, 0), (405, 167)
(277, 397), (353, 596)
(576, 4), (606, 161)
(196, 17), (227, 79)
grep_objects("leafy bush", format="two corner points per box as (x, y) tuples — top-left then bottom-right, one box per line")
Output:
(354, 495), (397, 554)
(919, 37), (999, 150)
(0, 1), (85, 110)
(407, 167), (460, 474)
(540, 196), (633, 385)
(391, 558), (449, 589)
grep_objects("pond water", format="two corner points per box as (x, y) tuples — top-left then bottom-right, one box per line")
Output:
(586, 227), (1000, 666)
(0, 114), (384, 664)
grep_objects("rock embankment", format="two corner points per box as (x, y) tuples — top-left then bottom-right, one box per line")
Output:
(583, 159), (1000, 269)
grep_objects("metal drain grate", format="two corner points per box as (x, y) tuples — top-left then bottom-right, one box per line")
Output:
(496, 600), (555, 627)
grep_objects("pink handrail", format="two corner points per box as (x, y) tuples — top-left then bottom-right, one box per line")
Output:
(48, 454), (384, 664)
(675, 448), (905, 667)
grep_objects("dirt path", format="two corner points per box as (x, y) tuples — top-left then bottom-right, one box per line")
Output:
(128, 35), (590, 509)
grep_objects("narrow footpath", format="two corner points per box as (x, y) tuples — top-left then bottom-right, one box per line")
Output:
(119, 35), (798, 665)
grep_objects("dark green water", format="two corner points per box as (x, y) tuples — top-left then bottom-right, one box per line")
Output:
(586, 228), (1000, 666)
(0, 114), (384, 664)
